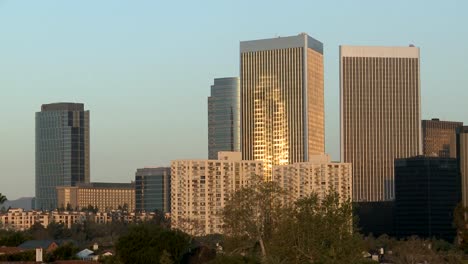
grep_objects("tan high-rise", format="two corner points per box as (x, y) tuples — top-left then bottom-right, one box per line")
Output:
(422, 119), (462, 158)
(457, 127), (468, 208)
(340, 46), (421, 201)
(273, 154), (352, 203)
(240, 33), (324, 180)
(171, 152), (263, 235)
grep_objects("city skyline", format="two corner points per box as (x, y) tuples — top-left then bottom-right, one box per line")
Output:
(1, 1), (468, 199)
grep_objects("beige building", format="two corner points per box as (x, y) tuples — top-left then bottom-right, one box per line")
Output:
(240, 33), (324, 180)
(0, 208), (50, 230)
(273, 154), (352, 203)
(171, 152), (263, 235)
(57, 182), (135, 212)
(340, 45), (421, 201)
(458, 127), (468, 208)
(422, 119), (463, 158)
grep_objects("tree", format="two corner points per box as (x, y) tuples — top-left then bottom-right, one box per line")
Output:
(115, 223), (190, 264)
(0, 193), (7, 205)
(222, 176), (285, 260)
(222, 179), (364, 263)
(0, 230), (31, 246)
(45, 242), (79, 262)
(268, 192), (364, 263)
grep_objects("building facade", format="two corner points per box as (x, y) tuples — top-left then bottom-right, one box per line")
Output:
(56, 182), (135, 212)
(422, 119), (462, 158)
(171, 152), (263, 235)
(340, 46), (421, 201)
(457, 126), (468, 208)
(35, 103), (90, 210)
(0, 208), (50, 231)
(394, 157), (460, 241)
(135, 167), (171, 213)
(208, 77), (240, 159)
(240, 33), (324, 179)
(273, 154), (352, 203)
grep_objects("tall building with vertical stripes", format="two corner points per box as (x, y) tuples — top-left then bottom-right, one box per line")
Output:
(240, 33), (324, 179)
(36, 103), (90, 210)
(340, 46), (421, 201)
(208, 77), (240, 159)
(457, 127), (468, 208)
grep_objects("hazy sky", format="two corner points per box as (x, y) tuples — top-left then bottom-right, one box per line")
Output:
(1, 1), (467, 199)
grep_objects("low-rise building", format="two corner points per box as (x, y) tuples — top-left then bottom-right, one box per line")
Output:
(56, 182), (135, 212)
(0, 208), (50, 230)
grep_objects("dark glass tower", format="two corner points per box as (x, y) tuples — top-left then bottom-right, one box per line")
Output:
(394, 156), (460, 241)
(35, 103), (90, 210)
(135, 167), (171, 213)
(208, 77), (240, 159)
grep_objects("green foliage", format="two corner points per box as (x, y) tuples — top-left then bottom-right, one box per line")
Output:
(115, 223), (190, 264)
(222, 179), (364, 263)
(47, 222), (72, 239)
(0, 230), (31, 246)
(45, 242), (79, 262)
(0, 250), (35, 261)
(207, 254), (260, 264)
(0, 193), (6, 205)
(222, 175), (285, 258)
(268, 192), (364, 264)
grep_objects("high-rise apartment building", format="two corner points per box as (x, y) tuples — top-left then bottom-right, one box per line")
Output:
(171, 152), (263, 235)
(240, 33), (324, 179)
(56, 182), (135, 212)
(208, 77), (240, 159)
(36, 103), (90, 210)
(457, 127), (468, 208)
(394, 156), (460, 241)
(135, 167), (171, 213)
(340, 46), (421, 201)
(273, 154), (352, 203)
(422, 119), (462, 158)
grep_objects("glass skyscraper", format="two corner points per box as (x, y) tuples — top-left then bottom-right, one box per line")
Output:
(240, 33), (325, 179)
(135, 167), (171, 213)
(35, 103), (90, 210)
(208, 77), (240, 159)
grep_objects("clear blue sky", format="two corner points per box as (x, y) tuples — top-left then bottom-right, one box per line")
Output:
(1, 0), (467, 199)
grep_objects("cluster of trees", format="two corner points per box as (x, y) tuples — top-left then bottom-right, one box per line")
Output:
(4, 187), (468, 263)
(215, 178), (364, 263)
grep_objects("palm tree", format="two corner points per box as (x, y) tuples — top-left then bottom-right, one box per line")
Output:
(0, 193), (7, 205)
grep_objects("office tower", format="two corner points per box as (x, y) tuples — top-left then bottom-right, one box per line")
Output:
(340, 46), (421, 201)
(422, 119), (462, 158)
(208, 77), (240, 159)
(56, 182), (135, 212)
(240, 33), (324, 179)
(36, 103), (90, 210)
(135, 167), (171, 213)
(394, 157), (460, 241)
(171, 152), (263, 235)
(273, 154), (352, 203)
(457, 127), (468, 208)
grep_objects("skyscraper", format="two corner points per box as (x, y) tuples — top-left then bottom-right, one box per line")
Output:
(35, 103), (90, 210)
(394, 156), (460, 241)
(135, 167), (171, 213)
(457, 126), (468, 208)
(208, 77), (240, 159)
(240, 33), (324, 179)
(340, 46), (421, 201)
(422, 118), (462, 158)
